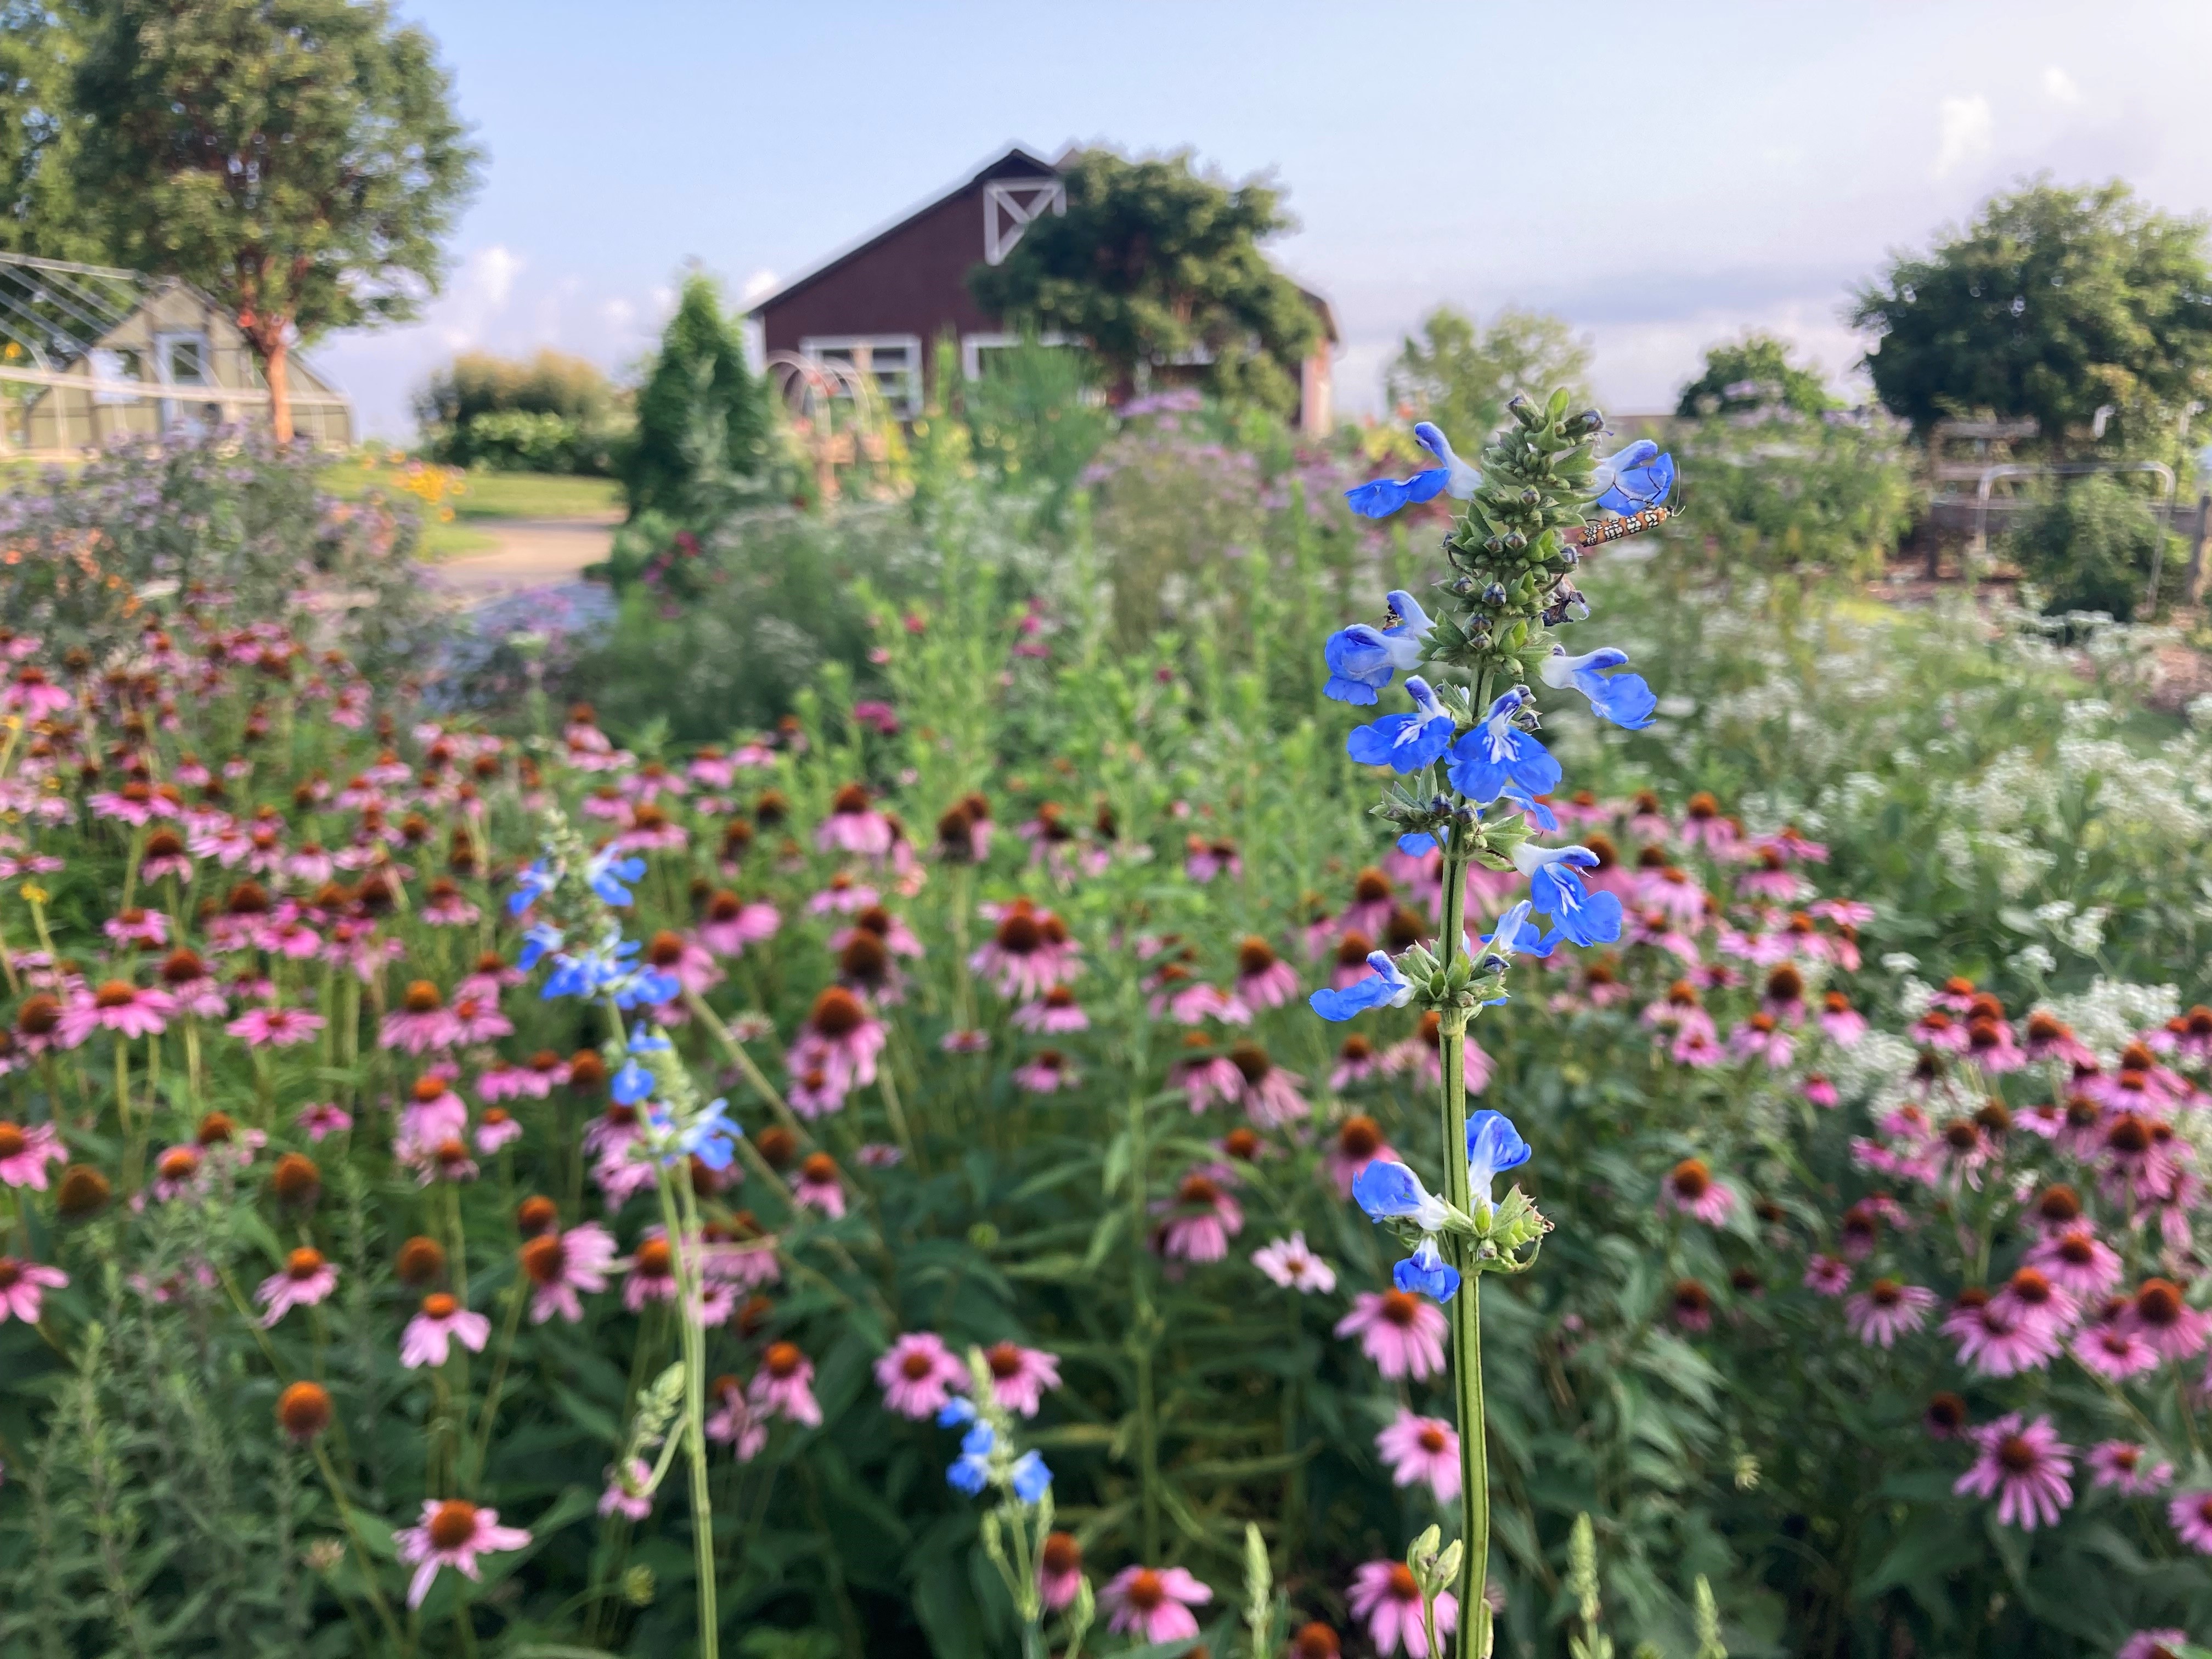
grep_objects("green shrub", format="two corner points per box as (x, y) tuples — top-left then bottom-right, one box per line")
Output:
(1672, 414), (1914, 579)
(2005, 471), (2173, 619)
(417, 350), (628, 475)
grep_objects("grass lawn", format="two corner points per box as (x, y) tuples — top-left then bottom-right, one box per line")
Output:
(316, 464), (624, 559)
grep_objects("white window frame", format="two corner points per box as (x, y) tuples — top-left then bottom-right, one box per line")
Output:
(982, 178), (1066, 266)
(800, 334), (924, 418)
(959, 330), (1072, 381)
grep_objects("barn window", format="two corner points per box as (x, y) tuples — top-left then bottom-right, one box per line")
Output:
(800, 335), (923, 418)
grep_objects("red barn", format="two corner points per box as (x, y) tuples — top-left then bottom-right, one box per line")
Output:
(747, 144), (1336, 433)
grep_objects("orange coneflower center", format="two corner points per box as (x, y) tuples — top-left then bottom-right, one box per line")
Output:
(2106, 1114), (2151, 1154)
(831, 783), (871, 815)
(1417, 1425), (1449, 1454)
(2038, 1183), (2081, 1223)
(421, 1292), (459, 1319)
(1927, 1392), (1966, 1431)
(636, 1239), (673, 1277)
(94, 980), (139, 1009)
(1124, 1569), (1165, 1611)
(1040, 1532), (1081, 1575)
(283, 1247), (324, 1281)
(1334, 931), (1374, 968)
(810, 987), (866, 1038)
(647, 930), (685, 968)
(900, 1348), (936, 1380)
(427, 1499), (479, 1550)
(1869, 1278), (1903, 1308)
(1379, 1290), (1421, 1328)
(1669, 1159), (1711, 1199)
(0, 1124), (22, 1160)
(157, 1146), (200, 1182)
(1338, 1116), (1383, 1160)
(986, 1341), (1023, 1380)
(16, 995), (59, 1035)
(2008, 1268), (2055, 1306)
(1228, 1043), (1271, 1084)
(1353, 870), (1393, 904)
(2135, 1280), (2184, 1327)
(402, 980), (442, 1014)
(764, 1341), (803, 1378)
(800, 1153), (838, 1185)
(1996, 1436), (2039, 1473)
(1385, 1563), (1420, 1602)
(520, 1234), (566, 1283)
(1674, 1279), (1712, 1313)
(1764, 964), (1803, 1002)
(1237, 936), (1277, 975)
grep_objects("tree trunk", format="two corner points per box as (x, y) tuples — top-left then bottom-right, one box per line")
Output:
(263, 334), (294, 444)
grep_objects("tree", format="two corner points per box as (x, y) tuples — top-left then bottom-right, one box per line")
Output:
(614, 271), (777, 520)
(969, 149), (1319, 416)
(1385, 306), (1590, 444)
(1850, 178), (2212, 449)
(1676, 332), (1837, 419)
(0, 2), (101, 258)
(71, 0), (479, 440)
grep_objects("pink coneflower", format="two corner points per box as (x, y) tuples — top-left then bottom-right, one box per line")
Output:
(817, 783), (894, 856)
(1336, 1290), (1448, 1380)
(395, 1499), (531, 1609)
(2025, 1224), (2123, 1299)
(1159, 975), (1251, 1026)
(623, 1234), (680, 1310)
(874, 1331), (968, 1419)
(1954, 1413), (2073, 1530)
(474, 1108), (522, 1154)
(1803, 1074), (1839, 1108)
(2090, 1441), (2174, 1497)
(420, 879), (478, 926)
(1154, 1167), (1244, 1262)
(1252, 1232), (1337, 1293)
(1923, 1392), (1970, 1440)
(1226, 1043), (1307, 1127)
(1929, 974), (1982, 1014)
(1102, 1565), (1212, 1644)
(520, 1222), (618, 1323)
(1803, 1254), (1852, 1296)
(2021, 1009), (2098, 1068)
(793, 1153), (847, 1218)
(380, 980), (462, 1053)
(400, 1075), (469, 1152)
(1329, 1034), (1384, 1091)
(1943, 1290), (2059, 1377)
(2072, 1318), (2162, 1382)
(0, 1119), (65, 1189)
(785, 988), (886, 1096)
(255, 1247), (339, 1325)
(1233, 935), (1300, 1008)
(1990, 1266), (2078, 1338)
(284, 842), (337, 886)
(597, 1458), (654, 1521)
(1817, 991), (1867, 1046)
(1169, 1040), (1242, 1112)
(1012, 984), (1088, 1034)
(1338, 868), (1397, 940)
(447, 991), (514, 1046)
(969, 899), (1079, 1000)
(981, 1340), (1060, 1417)
(139, 828), (194, 883)
(698, 889), (781, 956)
(1376, 1409), (1462, 1503)
(3, 664), (72, 720)
(0, 1254), (67, 1323)
(1844, 1278), (1936, 1347)
(1737, 845), (1807, 903)
(56, 979), (173, 1046)
(750, 1341), (824, 1426)
(1911, 1008), (1970, 1052)
(1658, 1158), (1736, 1227)
(149, 1144), (206, 1201)
(1320, 1115), (1396, 1200)
(939, 1028), (990, 1054)
(1671, 1278), (1716, 1333)
(806, 871), (879, 916)
(401, 1293), (492, 1368)
(1729, 1013), (1795, 1069)
(2169, 1491), (2212, 1554)
(1184, 834), (1239, 883)
(830, 904), (923, 959)
(295, 1101), (353, 1141)
(706, 1376), (769, 1461)
(225, 1003), (325, 1047)
(103, 907), (170, 949)
(1037, 1532), (1084, 1613)
(1348, 1560), (1456, 1658)
(854, 1142), (902, 1169)
(2118, 1633), (2193, 1659)
(1012, 1049), (1080, 1094)
(2125, 1279), (2210, 1362)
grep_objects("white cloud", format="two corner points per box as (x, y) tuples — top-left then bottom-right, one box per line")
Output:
(1934, 93), (1993, 178)
(2042, 66), (2081, 105)
(740, 268), (778, 303)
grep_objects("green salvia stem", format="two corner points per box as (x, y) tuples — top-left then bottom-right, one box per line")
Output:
(1434, 840), (1489, 1654)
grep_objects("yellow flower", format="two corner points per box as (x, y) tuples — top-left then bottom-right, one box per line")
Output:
(20, 883), (47, 905)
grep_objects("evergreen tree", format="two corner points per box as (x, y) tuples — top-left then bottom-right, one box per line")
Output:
(614, 270), (777, 520)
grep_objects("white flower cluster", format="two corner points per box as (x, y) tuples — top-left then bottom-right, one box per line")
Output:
(2040, 976), (2181, 1065)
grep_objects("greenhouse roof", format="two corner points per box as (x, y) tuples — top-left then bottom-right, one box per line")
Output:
(0, 251), (150, 372)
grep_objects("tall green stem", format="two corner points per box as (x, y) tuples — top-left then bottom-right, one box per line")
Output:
(1435, 842), (1490, 1655)
(663, 1172), (720, 1659)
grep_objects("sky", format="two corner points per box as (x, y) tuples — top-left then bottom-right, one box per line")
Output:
(318, 0), (2212, 439)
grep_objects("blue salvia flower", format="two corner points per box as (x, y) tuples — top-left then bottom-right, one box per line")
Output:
(1345, 421), (1483, 519)
(1352, 1160), (1461, 1304)
(614, 963), (682, 1011)
(1308, 950), (1415, 1022)
(1502, 783), (1559, 833)
(1539, 646), (1656, 730)
(1511, 844), (1625, 947)
(1009, 1450), (1052, 1504)
(516, 922), (565, 972)
(586, 847), (649, 909)
(947, 1423), (995, 1496)
(1477, 899), (1550, 964)
(543, 934), (640, 1000)
(1322, 589), (1432, 705)
(1396, 831), (1438, 855)
(1346, 675), (1458, 774)
(679, 1098), (742, 1171)
(1592, 440), (1675, 516)
(1465, 1110), (1531, 1220)
(507, 859), (558, 917)
(611, 1059), (656, 1107)
(936, 1398), (977, 1428)
(1444, 689), (1561, 804)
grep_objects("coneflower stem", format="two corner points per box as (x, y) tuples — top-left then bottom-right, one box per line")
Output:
(310, 1441), (407, 1652)
(662, 1169), (721, 1659)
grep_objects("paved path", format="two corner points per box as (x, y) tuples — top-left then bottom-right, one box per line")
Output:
(430, 513), (620, 600)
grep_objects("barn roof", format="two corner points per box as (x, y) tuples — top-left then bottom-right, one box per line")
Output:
(743, 143), (1060, 318)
